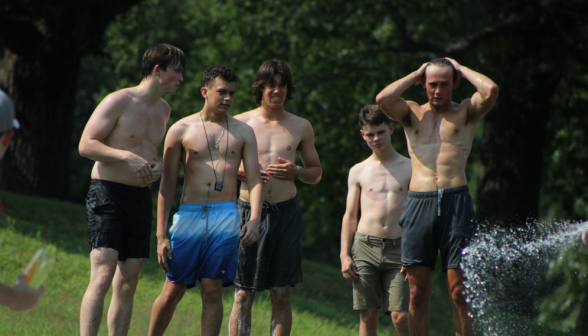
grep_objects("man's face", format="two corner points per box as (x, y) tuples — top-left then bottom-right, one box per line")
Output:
(261, 74), (287, 108)
(424, 66), (456, 108)
(360, 123), (393, 151)
(202, 78), (236, 115)
(159, 66), (184, 94)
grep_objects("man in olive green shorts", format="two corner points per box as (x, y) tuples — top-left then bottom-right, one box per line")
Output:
(340, 105), (411, 336)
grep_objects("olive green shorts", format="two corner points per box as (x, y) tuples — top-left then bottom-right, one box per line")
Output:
(352, 232), (410, 314)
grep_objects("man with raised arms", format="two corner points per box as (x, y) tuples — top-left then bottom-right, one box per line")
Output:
(376, 58), (499, 336)
(148, 65), (263, 336)
(79, 44), (185, 336)
(340, 106), (411, 336)
(229, 60), (322, 336)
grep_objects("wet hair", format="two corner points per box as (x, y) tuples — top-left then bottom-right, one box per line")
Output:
(141, 44), (186, 79)
(423, 57), (458, 83)
(359, 105), (390, 128)
(253, 60), (297, 106)
(202, 65), (237, 88)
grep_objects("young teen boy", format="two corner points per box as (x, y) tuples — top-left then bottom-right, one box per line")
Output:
(79, 44), (185, 336)
(341, 105), (411, 336)
(148, 65), (263, 336)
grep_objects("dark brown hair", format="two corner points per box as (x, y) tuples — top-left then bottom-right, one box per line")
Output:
(359, 105), (390, 128)
(141, 44), (186, 79)
(202, 65), (237, 88)
(253, 60), (297, 106)
(422, 57), (458, 83)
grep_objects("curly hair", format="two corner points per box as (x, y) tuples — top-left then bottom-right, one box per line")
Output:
(253, 60), (297, 106)
(359, 105), (390, 128)
(141, 44), (186, 79)
(202, 65), (237, 87)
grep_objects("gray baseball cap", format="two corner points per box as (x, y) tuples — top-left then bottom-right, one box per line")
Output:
(0, 90), (20, 133)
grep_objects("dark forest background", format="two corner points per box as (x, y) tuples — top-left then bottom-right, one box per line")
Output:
(1, 0), (587, 333)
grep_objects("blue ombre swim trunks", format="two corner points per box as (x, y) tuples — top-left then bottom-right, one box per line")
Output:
(166, 202), (240, 288)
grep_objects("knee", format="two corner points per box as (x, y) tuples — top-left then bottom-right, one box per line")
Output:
(449, 283), (468, 308)
(270, 288), (291, 308)
(409, 285), (431, 308)
(360, 309), (379, 327)
(201, 287), (222, 306)
(235, 290), (253, 305)
(90, 273), (114, 296)
(391, 311), (408, 326)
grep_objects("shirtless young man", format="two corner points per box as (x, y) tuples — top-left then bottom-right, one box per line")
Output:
(229, 60), (322, 336)
(340, 106), (411, 336)
(148, 66), (263, 336)
(376, 58), (499, 336)
(78, 44), (185, 336)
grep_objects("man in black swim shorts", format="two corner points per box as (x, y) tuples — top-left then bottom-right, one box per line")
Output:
(78, 44), (185, 336)
(229, 60), (322, 336)
(376, 58), (498, 336)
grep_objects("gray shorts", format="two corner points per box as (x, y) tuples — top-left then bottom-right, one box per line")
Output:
(352, 232), (410, 314)
(399, 185), (476, 271)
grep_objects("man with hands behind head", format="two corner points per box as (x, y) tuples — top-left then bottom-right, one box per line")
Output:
(376, 58), (498, 336)
(79, 44), (185, 336)
(148, 65), (263, 336)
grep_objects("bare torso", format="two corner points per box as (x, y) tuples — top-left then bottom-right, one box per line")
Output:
(176, 114), (250, 204)
(355, 155), (411, 239)
(236, 109), (309, 203)
(90, 89), (169, 186)
(404, 100), (476, 191)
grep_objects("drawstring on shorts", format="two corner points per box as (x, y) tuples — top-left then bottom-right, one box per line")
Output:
(201, 204), (213, 245)
(437, 189), (444, 216)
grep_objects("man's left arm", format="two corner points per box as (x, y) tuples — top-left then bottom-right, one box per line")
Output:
(267, 120), (322, 184)
(241, 126), (263, 246)
(447, 58), (499, 120)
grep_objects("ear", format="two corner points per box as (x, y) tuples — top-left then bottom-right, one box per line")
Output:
(453, 77), (460, 89)
(389, 123), (395, 134)
(1, 129), (14, 147)
(421, 76), (426, 89)
(360, 129), (365, 138)
(153, 64), (161, 78)
(201, 86), (208, 99)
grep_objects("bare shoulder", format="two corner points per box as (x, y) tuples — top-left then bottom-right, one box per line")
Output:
(158, 98), (172, 116)
(97, 89), (135, 113)
(348, 163), (364, 181)
(285, 111), (312, 127)
(228, 115), (255, 138)
(167, 114), (197, 139)
(233, 109), (258, 123)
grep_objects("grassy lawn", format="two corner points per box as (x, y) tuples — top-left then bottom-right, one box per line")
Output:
(0, 190), (458, 335)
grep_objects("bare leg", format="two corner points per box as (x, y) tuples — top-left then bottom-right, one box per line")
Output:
(107, 258), (144, 336)
(269, 286), (292, 336)
(148, 278), (188, 336)
(80, 248), (119, 336)
(200, 278), (224, 336)
(406, 266), (433, 336)
(447, 269), (473, 336)
(359, 308), (379, 336)
(229, 289), (256, 336)
(391, 311), (409, 336)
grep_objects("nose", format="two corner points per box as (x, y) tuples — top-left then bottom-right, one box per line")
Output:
(179, 73), (184, 82)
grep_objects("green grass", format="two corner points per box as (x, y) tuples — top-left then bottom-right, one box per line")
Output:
(0, 190), (469, 335)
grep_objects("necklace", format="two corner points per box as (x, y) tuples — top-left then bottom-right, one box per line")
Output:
(200, 113), (229, 191)
(200, 114), (225, 150)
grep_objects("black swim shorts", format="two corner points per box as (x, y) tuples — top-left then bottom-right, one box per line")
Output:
(399, 185), (476, 271)
(234, 197), (305, 291)
(86, 179), (152, 261)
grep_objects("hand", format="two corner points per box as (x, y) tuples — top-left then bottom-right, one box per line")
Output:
(401, 266), (408, 282)
(238, 169), (270, 184)
(149, 161), (162, 183)
(341, 256), (359, 283)
(157, 238), (173, 271)
(9, 274), (43, 311)
(415, 63), (429, 85)
(267, 157), (297, 180)
(240, 220), (260, 246)
(126, 153), (153, 186)
(582, 231), (588, 246)
(445, 57), (463, 80)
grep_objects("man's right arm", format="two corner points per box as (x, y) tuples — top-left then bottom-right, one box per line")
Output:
(156, 124), (184, 271)
(376, 63), (428, 123)
(340, 166), (361, 283)
(0, 275), (43, 311)
(79, 92), (153, 185)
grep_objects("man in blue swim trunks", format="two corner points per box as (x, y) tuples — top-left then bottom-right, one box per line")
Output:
(148, 65), (263, 336)
(376, 58), (498, 336)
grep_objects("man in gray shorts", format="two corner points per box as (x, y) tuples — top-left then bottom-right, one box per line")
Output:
(229, 60), (322, 336)
(341, 106), (411, 336)
(376, 58), (498, 336)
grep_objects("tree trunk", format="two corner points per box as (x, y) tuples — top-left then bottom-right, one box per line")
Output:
(0, 50), (78, 200)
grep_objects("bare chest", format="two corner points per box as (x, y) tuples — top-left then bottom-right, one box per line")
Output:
(182, 132), (244, 171)
(253, 122), (301, 159)
(359, 167), (407, 198)
(110, 109), (167, 148)
(407, 111), (471, 146)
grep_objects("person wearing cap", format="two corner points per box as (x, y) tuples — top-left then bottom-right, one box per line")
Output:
(0, 89), (44, 311)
